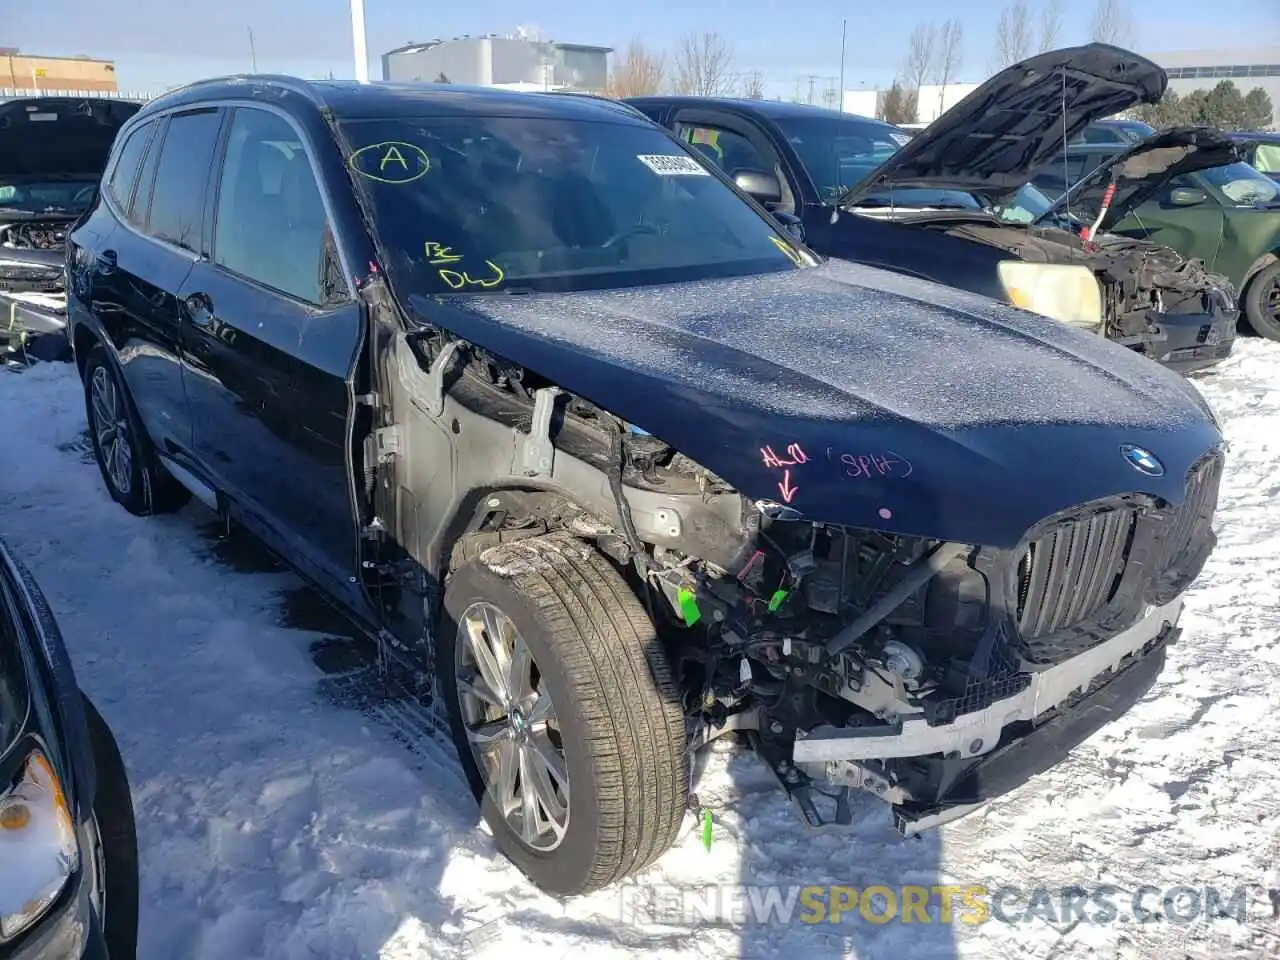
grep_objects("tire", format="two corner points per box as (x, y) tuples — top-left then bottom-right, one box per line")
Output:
(82, 343), (190, 516)
(438, 533), (688, 896)
(83, 696), (139, 959)
(1242, 261), (1280, 341)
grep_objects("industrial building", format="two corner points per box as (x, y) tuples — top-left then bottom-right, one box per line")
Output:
(1, 49), (118, 92)
(1150, 46), (1280, 126)
(382, 34), (611, 92)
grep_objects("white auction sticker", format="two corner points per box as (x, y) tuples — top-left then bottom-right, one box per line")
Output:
(636, 154), (711, 176)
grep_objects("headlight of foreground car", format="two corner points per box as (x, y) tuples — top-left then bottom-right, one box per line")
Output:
(997, 261), (1104, 331)
(0, 750), (79, 941)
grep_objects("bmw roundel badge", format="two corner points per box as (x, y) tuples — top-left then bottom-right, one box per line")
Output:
(1120, 444), (1165, 477)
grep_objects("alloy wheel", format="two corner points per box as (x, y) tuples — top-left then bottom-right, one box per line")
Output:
(454, 601), (570, 851)
(89, 366), (133, 496)
(1266, 275), (1280, 322)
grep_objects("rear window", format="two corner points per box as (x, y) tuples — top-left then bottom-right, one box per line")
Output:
(339, 114), (805, 296)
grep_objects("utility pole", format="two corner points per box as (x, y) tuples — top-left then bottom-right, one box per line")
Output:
(247, 27), (258, 73)
(807, 74), (817, 104)
(349, 0), (370, 83)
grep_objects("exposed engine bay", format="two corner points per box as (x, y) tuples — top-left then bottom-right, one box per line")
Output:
(374, 327), (1222, 834)
(0, 221), (67, 296)
(0, 221), (68, 252)
(934, 219), (1234, 343)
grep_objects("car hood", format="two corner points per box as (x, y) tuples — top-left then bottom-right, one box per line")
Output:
(413, 259), (1221, 549)
(1039, 127), (1247, 232)
(841, 43), (1166, 206)
(0, 98), (138, 179)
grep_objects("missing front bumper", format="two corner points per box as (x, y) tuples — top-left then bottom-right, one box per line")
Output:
(793, 597), (1182, 768)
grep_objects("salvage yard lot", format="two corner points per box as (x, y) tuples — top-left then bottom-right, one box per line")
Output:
(1, 340), (1278, 960)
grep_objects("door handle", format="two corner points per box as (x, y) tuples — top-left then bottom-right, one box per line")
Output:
(184, 292), (214, 327)
(95, 249), (117, 274)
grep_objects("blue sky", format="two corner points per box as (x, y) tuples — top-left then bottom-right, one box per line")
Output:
(7, 0), (1277, 100)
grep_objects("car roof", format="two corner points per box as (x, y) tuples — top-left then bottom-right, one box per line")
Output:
(135, 75), (655, 125)
(1227, 130), (1280, 144)
(626, 95), (901, 128)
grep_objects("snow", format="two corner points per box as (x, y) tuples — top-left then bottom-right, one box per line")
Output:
(0, 338), (1278, 960)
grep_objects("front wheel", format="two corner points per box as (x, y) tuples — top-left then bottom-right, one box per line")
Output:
(438, 533), (689, 896)
(1243, 261), (1280, 341)
(83, 696), (139, 958)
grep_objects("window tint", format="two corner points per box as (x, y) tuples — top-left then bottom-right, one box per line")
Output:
(147, 109), (222, 253)
(213, 108), (338, 304)
(106, 121), (153, 210)
(771, 116), (911, 203)
(679, 125), (772, 176)
(1081, 126), (1124, 145)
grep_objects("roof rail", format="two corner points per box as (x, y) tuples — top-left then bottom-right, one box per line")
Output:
(148, 73), (324, 108)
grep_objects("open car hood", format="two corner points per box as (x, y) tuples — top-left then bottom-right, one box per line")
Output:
(1038, 127), (1246, 233)
(841, 43), (1166, 206)
(0, 98), (139, 178)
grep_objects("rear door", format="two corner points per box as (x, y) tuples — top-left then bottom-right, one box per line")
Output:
(77, 108), (224, 458)
(177, 105), (365, 608)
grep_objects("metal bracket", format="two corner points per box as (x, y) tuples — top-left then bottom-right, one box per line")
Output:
(368, 425), (400, 464)
(517, 386), (562, 477)
(424, 339), (464, 418)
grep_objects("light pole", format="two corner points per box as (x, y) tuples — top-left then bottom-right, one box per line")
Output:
(350, 0), (370, 83)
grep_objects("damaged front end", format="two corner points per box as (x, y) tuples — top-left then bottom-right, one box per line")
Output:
(620, 436), (1221, 834)
(946, 219), (1237, 374)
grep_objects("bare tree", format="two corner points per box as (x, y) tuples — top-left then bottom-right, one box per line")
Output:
(604, 37), (665, 98)
(741, 69), (766, 99)
(1089, 0), (1134, 46)
(672, 31), (736, 96)
(994, 0), (1032, 68)
(1038, 0), (1064, 51)
(931, 19), (964, 115)
(902, 22), (935, 108)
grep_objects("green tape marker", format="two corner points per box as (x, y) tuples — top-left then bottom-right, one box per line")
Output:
(767, 589), (789, 612)
(677, 587), (701, 626)
(701, 809), (713, 851)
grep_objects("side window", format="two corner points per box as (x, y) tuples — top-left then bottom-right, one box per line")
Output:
(105, 121), (153, 211)
(679, 124), (771, 175)
(212, 108), (344, 305)
(146, 109), (223, 253)
(1081, 126), (1122, 146)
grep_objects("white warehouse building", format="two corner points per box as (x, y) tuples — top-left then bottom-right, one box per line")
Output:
(381, 34), (612, 92)
(1149, 46), (1280, 127)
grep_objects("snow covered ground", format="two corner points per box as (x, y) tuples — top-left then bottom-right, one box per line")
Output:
(1, 339), (1278, 960)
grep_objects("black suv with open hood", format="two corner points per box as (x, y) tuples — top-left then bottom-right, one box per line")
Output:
(0, 97), (139, 357)
(628, 43), (1238, 374)
(68, 77), (1224, 897)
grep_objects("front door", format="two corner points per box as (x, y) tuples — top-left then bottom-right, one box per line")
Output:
(178, 105), (366, 610)
(1108, 174), (1226, 271)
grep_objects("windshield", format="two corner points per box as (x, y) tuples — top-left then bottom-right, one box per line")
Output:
(338, 116), (806, 296)
(770, 116), (922, 205)
(0, 177), (98, 214)
(993, 183), (1055, 223)
(1200, 161), (1280, 205)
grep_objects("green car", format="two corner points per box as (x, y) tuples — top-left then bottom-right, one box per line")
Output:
(1035, 127), (1280, 341)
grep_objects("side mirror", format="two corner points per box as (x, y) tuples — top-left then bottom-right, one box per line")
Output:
(1169, 186), (1208, 207)
(773, 211), (806, 244)
(733, 168), (782, 206)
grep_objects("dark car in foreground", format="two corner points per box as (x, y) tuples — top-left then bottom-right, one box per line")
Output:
(0, 97), (139, 360)
(0, 536), (137, 959)
(628, 43), (1238, 374)
(1034, 127), (1280, 340)
(67, 75), (1223, 896)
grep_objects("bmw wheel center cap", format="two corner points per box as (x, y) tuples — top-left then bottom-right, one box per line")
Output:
(1120, 443), (1165, 477)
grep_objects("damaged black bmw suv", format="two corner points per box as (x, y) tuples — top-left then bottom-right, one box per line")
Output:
(66, 77), (1224, 896)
